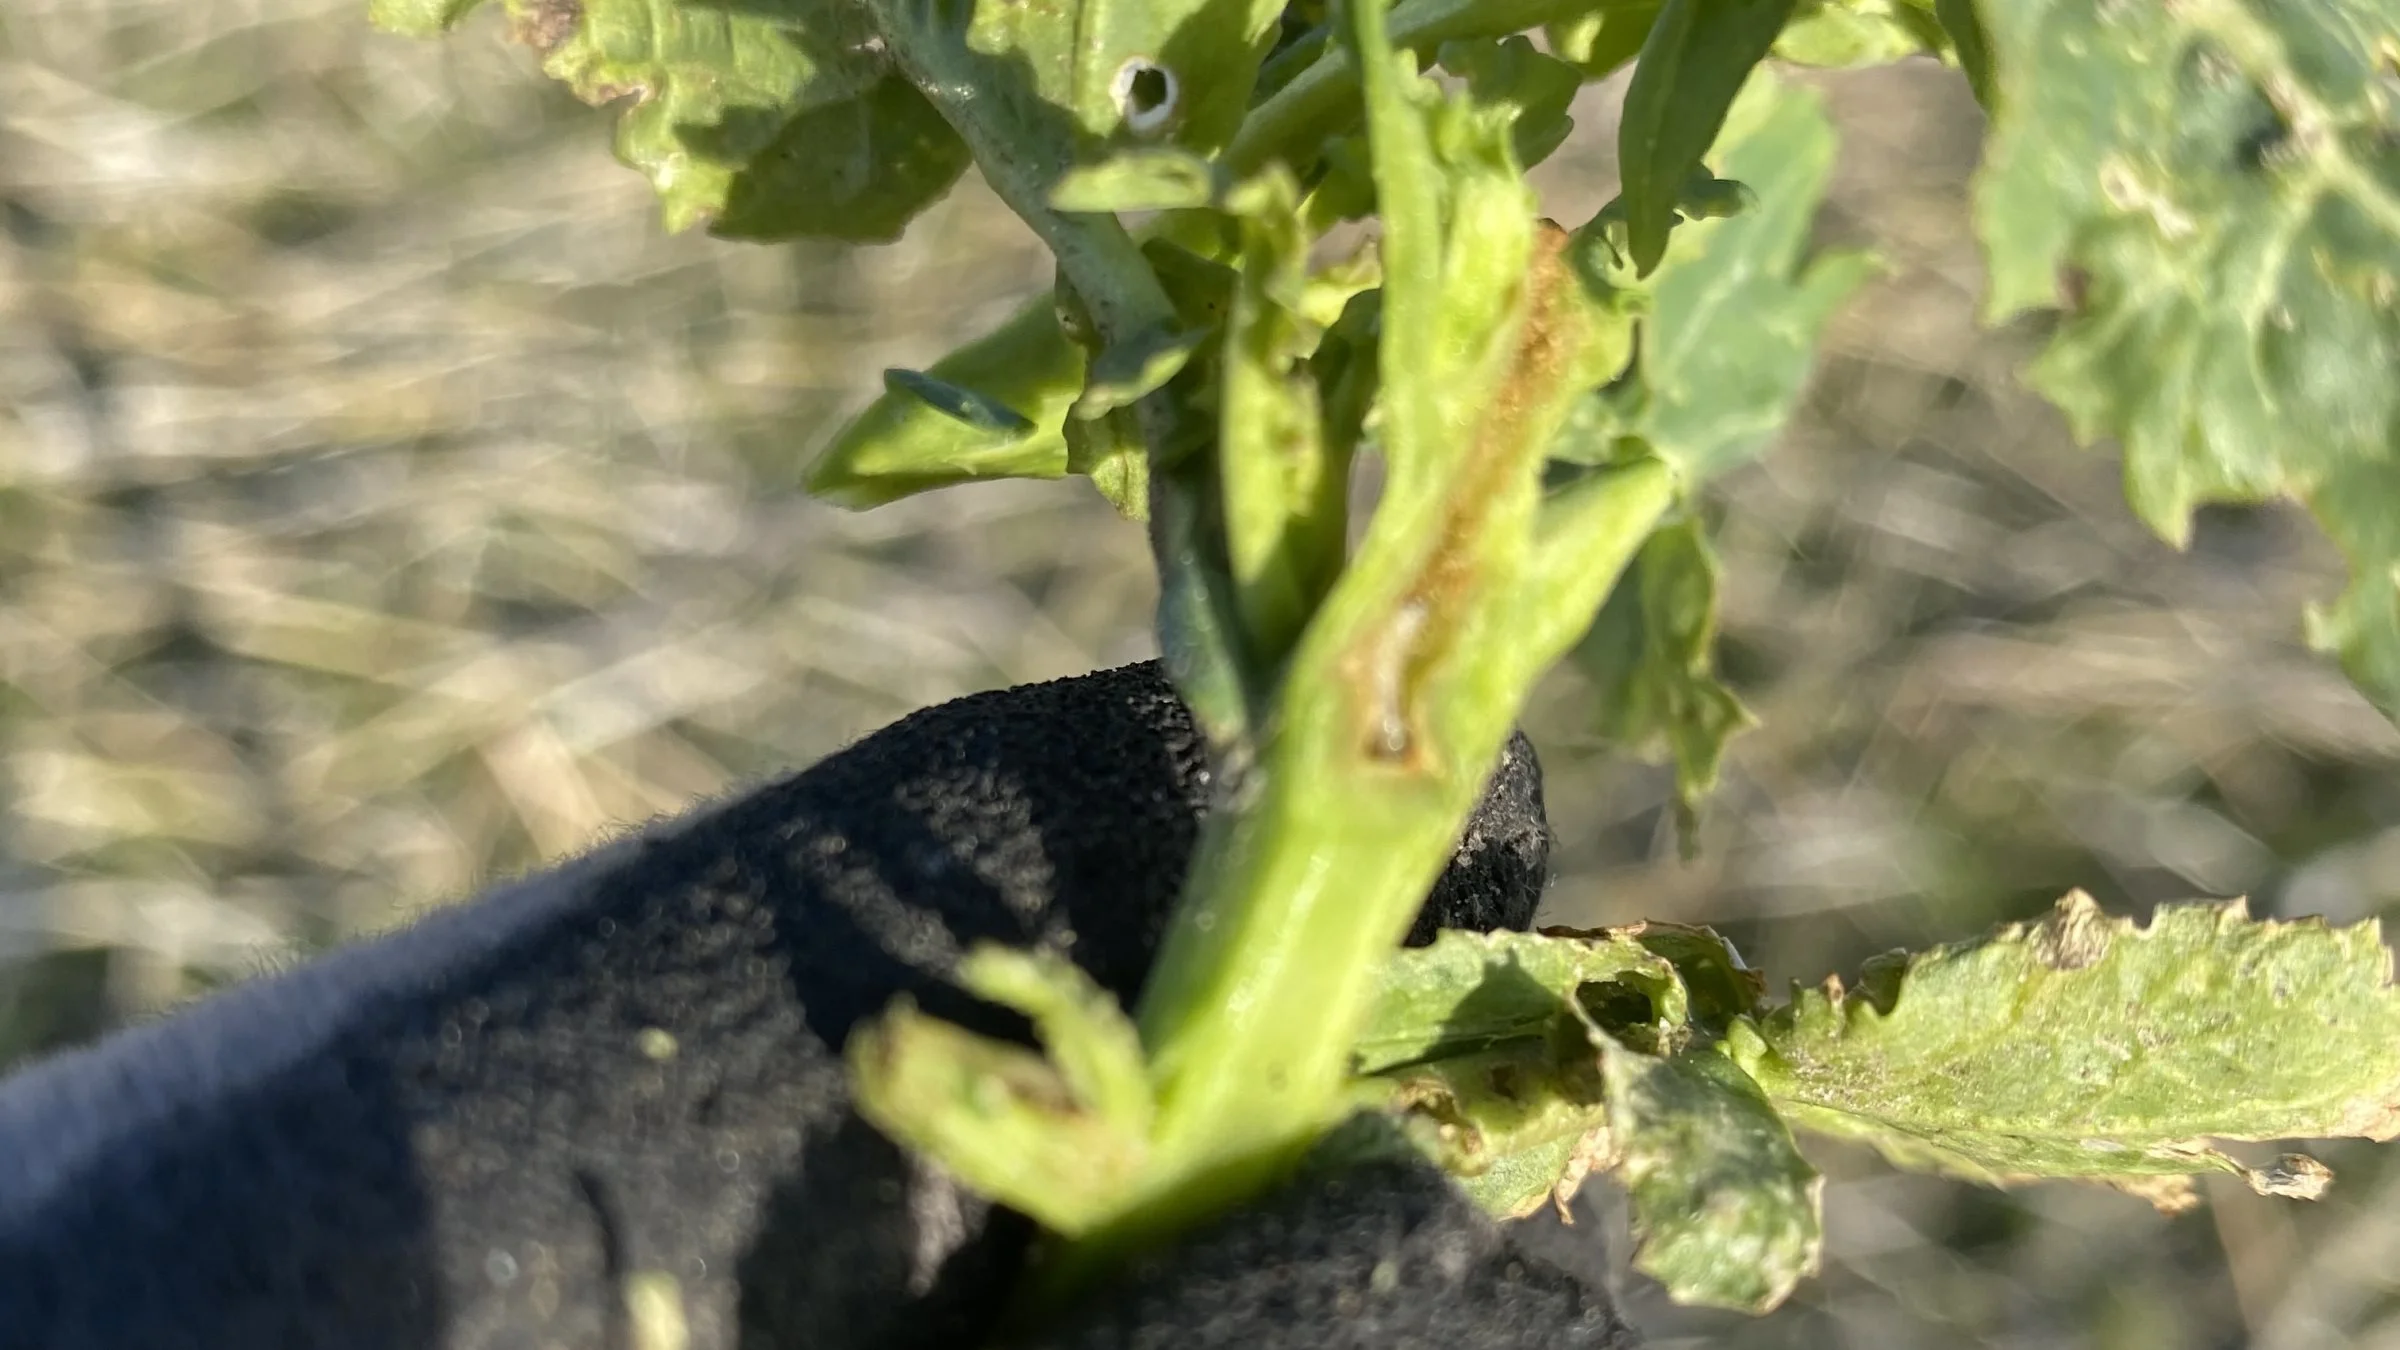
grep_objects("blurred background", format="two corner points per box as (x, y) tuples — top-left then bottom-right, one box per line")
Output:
(3, 4), (2397, 1347)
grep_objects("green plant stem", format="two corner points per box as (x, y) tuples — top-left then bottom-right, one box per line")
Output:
(871, 0), (1675, 1294)
(858, 2), (1255, 742)
(1111, 460), (1672, 1253)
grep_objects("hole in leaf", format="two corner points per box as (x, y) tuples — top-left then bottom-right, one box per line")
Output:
(1577, 980), (1661, 1050)
(1113, 60), (1178, 136)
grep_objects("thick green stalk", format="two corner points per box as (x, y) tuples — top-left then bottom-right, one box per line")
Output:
(1135, 459), (1672, 1187)
(863, 0), (1675, 1298)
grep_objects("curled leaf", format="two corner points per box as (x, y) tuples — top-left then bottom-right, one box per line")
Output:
(1603, 1039), (1823, 1313)
(1545, 920), (1766, 1028)
(848, 945), (1155, 1236)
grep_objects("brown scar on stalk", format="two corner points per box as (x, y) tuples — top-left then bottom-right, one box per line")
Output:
(1341, 221), (1594, 770)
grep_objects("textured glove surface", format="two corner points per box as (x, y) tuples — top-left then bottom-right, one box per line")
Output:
(0, 661), (1601, 1350)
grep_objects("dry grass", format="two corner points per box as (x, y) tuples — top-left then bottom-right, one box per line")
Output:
(3, 6), (2397, 1347)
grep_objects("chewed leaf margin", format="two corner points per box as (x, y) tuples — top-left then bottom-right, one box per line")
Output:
(1733, 891), (2400, 1210)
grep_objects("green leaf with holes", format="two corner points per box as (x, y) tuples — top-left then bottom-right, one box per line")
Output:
(1728, 892), (2400, 1211)
(867, 0), (1288, 156)
(1354, 928), (1688, 1075)
(1972, 0), (2400, 720)
(1354, 929), (1675, 1225)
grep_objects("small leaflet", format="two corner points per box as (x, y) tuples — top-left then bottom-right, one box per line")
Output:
(1572, 518), (1756, 845)
(847, 944), (1150, 1236)
(1615, 0), (1798, 274)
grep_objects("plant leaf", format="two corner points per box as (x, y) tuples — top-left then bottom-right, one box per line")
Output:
(1616, 0), (1798, 275)
(1932, 0), (1995, 109)
(1380, 1043), (1611, 1218)
(1546, 920), (1768, 1028)
(806, 299), (1081, 508)
(1448, 1126), (1612, 1222)
(1559, 76), (1866, 827)
(1572, 517), (1756, 838)
(872, 0), (1286, 156)
(1436, 34), (1586, 170)
(1218, 168), (1344, 665)
(884, 369), (1039, 436)
(1971, 0), (2400, 720)
(1077, 324), (1211, 421)
(1603, 1038), (1823, 1313)
(1562, 73), (1879, 485)
(1052, 149), (1225, 213)
(1065, 408), (1152, 519)
(1547, 2), (1663, 80)
(848, 943), (1156, 1235)
(1355, 928), (1687, 1075)
(1772, 0), (1944, 68)
(957, 944), (1153, 1138)
(1730, 892), (2400, 1210)
(705, 74), (977, 241)
(504, 0), (969, 240)
(368, 0), (486, 37)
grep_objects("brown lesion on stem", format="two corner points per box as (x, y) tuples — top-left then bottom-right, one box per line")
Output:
(1343, 221), (1595, 771)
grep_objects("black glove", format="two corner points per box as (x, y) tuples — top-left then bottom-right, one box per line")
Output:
(0, 661), (1632, 1350)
